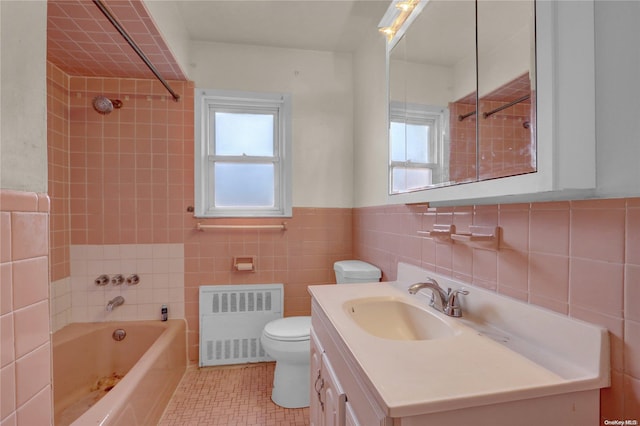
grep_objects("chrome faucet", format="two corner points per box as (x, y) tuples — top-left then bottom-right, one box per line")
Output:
(106, 296), (125, 312)
(408, 278), (469, 317)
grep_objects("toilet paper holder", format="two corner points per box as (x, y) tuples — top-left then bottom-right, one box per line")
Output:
(233, 256), (256, 272)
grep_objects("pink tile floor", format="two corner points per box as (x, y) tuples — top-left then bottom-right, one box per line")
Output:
(159, 363), (310, 426)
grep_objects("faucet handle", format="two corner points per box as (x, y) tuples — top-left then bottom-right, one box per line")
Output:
(444, 288), (469, 317)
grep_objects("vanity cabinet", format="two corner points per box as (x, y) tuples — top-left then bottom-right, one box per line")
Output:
(309, 274), (606, 426)
(311, 303), (392, 426)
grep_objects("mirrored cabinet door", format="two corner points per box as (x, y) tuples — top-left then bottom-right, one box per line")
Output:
(387, 0), (476, 194)
(477, 0), (536, 181)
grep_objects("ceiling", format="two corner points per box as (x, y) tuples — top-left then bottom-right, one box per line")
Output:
(47, 0), (390, 81)
(176, 0), (389, 53)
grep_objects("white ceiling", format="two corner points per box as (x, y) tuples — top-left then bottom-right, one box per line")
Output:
(174, 0), (391, 52)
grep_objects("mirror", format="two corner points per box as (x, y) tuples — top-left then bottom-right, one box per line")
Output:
(387, 0), (536, 194)
(477, 0), (536, 181)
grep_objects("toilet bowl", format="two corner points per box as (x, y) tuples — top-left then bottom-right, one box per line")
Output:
(261, 260), (381, 409)
(261, 316), (311, 408)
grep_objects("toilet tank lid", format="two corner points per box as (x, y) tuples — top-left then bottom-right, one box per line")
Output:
(263, 316), (311, 341)
(333, 260), (381, 279)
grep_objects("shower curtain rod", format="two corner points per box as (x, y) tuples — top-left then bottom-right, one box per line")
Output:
(93, 0), (181, 102)
(482, 94), (530, 119)
(458, 94), (530, 121)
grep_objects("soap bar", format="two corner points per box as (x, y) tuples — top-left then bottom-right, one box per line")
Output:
(236, 262), (253, 271)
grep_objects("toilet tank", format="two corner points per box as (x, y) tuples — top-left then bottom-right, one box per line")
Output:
(334, 260), (381, 284)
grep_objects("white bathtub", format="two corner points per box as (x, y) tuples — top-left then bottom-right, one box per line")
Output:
(53, 320), (186, 426)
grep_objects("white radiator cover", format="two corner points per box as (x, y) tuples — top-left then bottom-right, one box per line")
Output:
(199, 284), (283, 367)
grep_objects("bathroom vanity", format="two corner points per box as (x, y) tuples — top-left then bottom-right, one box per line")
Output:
(308, 263), (610, 426)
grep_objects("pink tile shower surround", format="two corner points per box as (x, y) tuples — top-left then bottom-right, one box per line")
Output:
(0, 189), (52, 425)
(353, 199), (640, 421)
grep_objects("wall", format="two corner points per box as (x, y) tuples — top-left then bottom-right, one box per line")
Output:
(594, 1), (640, 198)
(0, 191), (52, 425)
(449, 77), (535, 183)
(353, 32), (388, 208)
(353, 199), (639, 421)
(48, 63), (71, 283)
(0, 1), (48, 193)
(189, 41), (355, 208)
(0, 2), (53, 424)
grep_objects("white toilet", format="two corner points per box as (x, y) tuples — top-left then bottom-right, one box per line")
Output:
(261, 260), (381, 408)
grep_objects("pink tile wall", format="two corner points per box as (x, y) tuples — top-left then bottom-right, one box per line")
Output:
(449, 74), (536, 183)
(185, 208), (353, 362)
(48, 62), (71, 282)
(0, 189), (52, 425)
(478, 97), (534, 180)
(448, 98), (477, 183)
(353, 198), (640, 421)
(67, 75), (194, 246)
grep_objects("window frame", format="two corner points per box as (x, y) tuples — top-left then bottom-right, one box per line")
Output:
(195, 89), (292, 218)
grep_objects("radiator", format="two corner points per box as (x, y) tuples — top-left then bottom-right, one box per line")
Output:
(199, 284), (283, 367)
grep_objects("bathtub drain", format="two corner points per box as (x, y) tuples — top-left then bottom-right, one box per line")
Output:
(112, 329), (126, 341)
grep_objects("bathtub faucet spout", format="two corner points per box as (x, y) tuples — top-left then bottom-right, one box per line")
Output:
(106, 296), (125, 312)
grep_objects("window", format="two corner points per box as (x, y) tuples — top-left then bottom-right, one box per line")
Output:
(195, 89), (292, 217)
(389, 102), (448, 193)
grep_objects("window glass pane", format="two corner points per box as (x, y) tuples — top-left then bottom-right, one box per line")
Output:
(214, 163), (275, 207)
(406, 123), (430, 163)
(215, 112), (274, 156)
(390, 121), (407, 162)
(392, 167), (432, 192)
(390, 121), (431, 163)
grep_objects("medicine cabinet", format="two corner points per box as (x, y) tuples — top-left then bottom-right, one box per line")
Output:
(383, 0), (596, 206)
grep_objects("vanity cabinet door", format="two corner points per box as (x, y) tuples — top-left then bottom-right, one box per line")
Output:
(311, 329), (346, 426)
(345, 402), (361, 426)
(310, 331), (323, 426)
(321, 353), (346, 426)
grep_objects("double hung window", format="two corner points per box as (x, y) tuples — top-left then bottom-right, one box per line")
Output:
(389, 102), (448, 193)
(195, 89), (292, 217)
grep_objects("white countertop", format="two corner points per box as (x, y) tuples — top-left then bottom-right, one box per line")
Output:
(308, 263), (610, 417)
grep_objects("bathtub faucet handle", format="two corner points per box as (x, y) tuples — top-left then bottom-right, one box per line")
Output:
(126, 274), (140, 285)
(111, 274), (125, 285)
(95, 274), (110, 286)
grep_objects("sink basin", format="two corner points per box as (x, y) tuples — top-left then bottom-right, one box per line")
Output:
(343, 297), (457, 341)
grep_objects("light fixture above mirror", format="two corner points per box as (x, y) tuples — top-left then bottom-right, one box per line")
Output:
(378, 0), (421, 42)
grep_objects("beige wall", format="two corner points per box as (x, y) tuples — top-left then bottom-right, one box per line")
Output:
(352, 33), (388, 208)
(189, 41), (355, 208)
(0, 1), (48, 193)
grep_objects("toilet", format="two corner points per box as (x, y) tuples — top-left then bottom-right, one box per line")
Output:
(260, 260), (381, 408)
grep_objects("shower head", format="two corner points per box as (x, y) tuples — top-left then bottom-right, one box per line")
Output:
(92, 95), (123, 115)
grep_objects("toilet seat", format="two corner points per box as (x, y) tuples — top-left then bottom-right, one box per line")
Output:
(263, 316), (311, 342)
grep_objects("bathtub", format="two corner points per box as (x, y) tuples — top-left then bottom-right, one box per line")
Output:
(53, 320), (186, 426)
